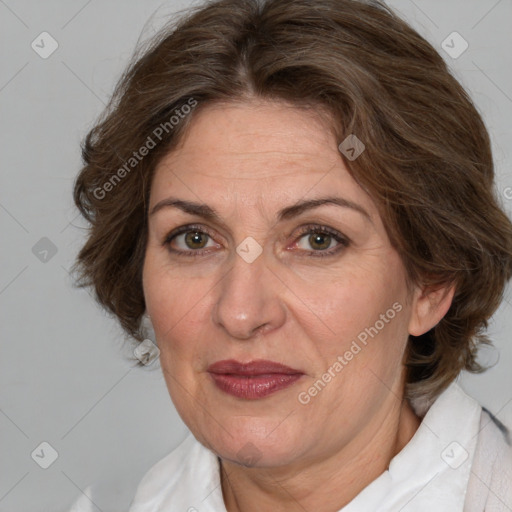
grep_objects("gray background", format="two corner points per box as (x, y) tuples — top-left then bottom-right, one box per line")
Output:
(1, 0), (511, 510)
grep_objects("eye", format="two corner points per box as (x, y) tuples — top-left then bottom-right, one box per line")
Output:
(163, 224), (220, 257)
(293, 225), (350, 257)
(163, 223), (350, 259)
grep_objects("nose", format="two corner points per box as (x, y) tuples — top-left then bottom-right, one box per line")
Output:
(212, 250), (286, 340)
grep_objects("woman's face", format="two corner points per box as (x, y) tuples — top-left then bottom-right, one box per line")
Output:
(143, 100), (421, 467)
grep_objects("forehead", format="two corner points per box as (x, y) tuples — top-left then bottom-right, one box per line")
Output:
(150, 100), (375, 215)
(179, 99), (335, 150)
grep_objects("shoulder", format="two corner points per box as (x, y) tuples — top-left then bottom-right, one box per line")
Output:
(68, 486), (96, 512)
(68, 434), (224, 512)
(67, 435), (205, 512)
(132, 433), (199, 496)
(465, 408), (512, 511)
(128, 433), (200, 507)
(128, 433), (224, 511)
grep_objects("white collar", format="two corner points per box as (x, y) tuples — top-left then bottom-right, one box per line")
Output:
(341, 382), (481, 511)
(129, 382), (482, 512)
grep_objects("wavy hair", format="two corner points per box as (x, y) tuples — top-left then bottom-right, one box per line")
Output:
(73, 0), (512, 405)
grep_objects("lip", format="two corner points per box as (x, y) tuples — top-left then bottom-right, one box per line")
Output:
(207, 359), (304, 400)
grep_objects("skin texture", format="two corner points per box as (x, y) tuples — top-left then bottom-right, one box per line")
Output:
(142, 99), (454, 511)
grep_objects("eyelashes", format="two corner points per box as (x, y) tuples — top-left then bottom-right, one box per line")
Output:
(162, 223), (350, 259)
(163, 224), (219, 257)
(289, 224), (350, 258)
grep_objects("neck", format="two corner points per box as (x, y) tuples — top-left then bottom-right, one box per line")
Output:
(220, 399), (421, 512)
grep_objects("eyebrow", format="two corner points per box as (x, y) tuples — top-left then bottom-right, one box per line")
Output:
(149, 196), (371, 223)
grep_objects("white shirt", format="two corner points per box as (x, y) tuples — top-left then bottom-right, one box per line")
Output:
(70, 382), (512, 511)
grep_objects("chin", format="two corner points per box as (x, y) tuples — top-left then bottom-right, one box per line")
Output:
(195, 419), (307, 468)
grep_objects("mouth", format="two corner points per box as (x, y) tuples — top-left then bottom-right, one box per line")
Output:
(207, 359), (304, 400)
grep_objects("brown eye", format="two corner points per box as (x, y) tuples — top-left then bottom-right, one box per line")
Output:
(163, 224), (220, 257)
(184, 231), (209, 249)
(307, 233), (332, 251)
(293, 225), (350, 258)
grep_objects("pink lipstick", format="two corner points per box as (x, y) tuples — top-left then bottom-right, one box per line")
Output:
(207, 359), (304, 400)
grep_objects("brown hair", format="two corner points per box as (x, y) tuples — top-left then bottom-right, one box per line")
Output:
(73, 0), (512, 404)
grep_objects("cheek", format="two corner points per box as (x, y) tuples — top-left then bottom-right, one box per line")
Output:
(143, 238), (410, 364)
(142, 253), (214, 369)
(143, 254), (184, 344)
(295, 253), (407, 345)
(143, 248), (198, 323)
(301, 258), (411, 393)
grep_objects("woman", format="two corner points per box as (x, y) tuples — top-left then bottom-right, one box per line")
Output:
(70, 0), (512, 510)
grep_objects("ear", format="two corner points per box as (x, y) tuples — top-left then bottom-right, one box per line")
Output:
(408, 282), (456, 336)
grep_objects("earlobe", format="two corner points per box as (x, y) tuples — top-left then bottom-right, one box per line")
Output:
(408, 283), (456, 337)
